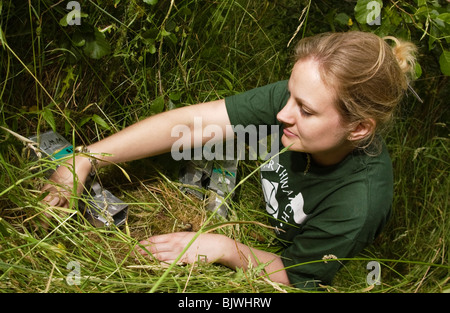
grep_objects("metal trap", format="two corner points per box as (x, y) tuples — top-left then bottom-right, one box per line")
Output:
(28, 130), (128, 227)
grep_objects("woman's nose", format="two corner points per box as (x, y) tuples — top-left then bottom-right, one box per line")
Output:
(276, 97), (296, 125)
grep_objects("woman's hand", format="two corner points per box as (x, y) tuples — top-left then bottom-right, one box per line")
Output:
(41, 156), (92, 208)
(136, 232), (230, 265)
(135, 231), (291, 285)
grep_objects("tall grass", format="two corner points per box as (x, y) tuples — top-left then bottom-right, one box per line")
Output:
(0, 0), (448, 293)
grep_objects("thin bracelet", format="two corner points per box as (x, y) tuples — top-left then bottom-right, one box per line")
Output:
(74, 145), (98, 176)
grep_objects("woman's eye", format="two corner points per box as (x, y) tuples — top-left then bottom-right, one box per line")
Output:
(300, 106), (312, 116)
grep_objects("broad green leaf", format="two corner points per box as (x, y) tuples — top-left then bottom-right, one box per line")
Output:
(42, 107), (56, 132)
(79, 116), (92, 127)
(83, 29), (111, 59)
(439, 50), (450, 76)
(59, 66), (76, 98)
(437, 13), (450, 24)
(92, 114), (111, 130)
(143, 0), (158, 5)
(147, 43), (156, 54)
(160, 28), (171, 37)
(415, 6), (428, 18)
(417, 0), (427, 6)
(168, 92), (181, 101)
(150, 96), (165, 115)
(414, 62), (422, 79)
(72, 32), (86, 47)
(335, 12), (351, 26)
(220, 74), (233, 91)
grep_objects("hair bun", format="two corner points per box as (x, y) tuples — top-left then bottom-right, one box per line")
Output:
(384, 36), (418, 81)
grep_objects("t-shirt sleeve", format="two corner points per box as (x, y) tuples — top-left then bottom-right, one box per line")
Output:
(225, 80), (289, 127)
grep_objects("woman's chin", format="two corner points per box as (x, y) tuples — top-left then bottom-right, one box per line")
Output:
(281, 135), (303, 152)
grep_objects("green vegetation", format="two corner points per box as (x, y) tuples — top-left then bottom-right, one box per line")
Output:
(0, 0), (448, 293)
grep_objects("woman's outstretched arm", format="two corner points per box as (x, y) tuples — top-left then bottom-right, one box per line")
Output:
(137, 232), (291, 285)
(42, 99), (231, 207)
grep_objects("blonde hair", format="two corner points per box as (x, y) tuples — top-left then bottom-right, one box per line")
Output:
(294, 31), (417, 153)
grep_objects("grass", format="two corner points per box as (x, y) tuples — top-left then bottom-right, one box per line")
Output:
(0, 0), (449, 293)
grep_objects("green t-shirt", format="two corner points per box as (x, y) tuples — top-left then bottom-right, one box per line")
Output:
(225, 80), (393, 289)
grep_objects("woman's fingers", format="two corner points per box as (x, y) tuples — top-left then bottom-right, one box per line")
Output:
(134, 232), (227, 266)
(135, 232), (195, 262)
(40, 159), (89, 208)
(137, 236), (178, 255)
(42, 184), (70, 208)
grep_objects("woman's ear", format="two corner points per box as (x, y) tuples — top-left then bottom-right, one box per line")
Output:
(347, 118), (376, 142)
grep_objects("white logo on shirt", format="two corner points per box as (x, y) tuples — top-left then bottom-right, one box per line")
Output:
(289, 192), (307, 224)
(261, 177), (307, 229)
(262, 179), (280, 219)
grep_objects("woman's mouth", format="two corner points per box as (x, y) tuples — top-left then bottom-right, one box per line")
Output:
(283, 127), (297, 138)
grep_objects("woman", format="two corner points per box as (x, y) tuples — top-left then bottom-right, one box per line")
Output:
(42, 31), (417, 289)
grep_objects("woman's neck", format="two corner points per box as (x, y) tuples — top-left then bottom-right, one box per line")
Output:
(310, 144), (354, 167)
